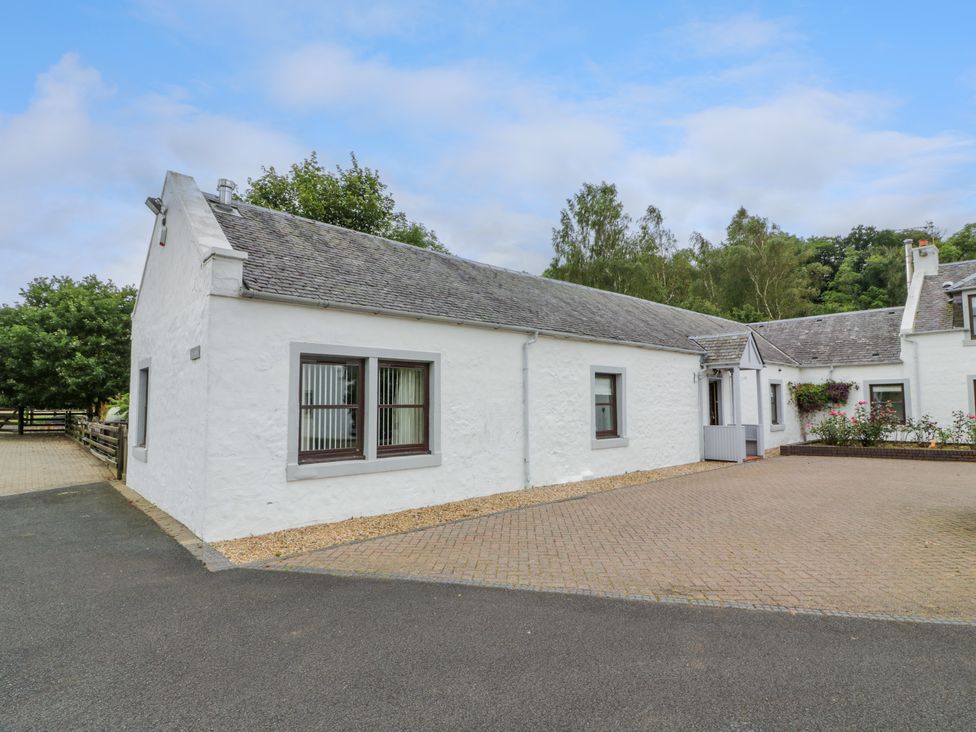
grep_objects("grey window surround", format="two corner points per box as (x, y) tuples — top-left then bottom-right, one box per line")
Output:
(590, 365), (629, 450)
(133, 357), (150, 461)
(863, 379), (911, 421)
(968, 375), (976, 415)
(287, 343), (441, 481)
(768, 379), (785, 432)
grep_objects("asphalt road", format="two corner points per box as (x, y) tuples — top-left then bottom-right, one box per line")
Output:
(2, 482), (974, 731)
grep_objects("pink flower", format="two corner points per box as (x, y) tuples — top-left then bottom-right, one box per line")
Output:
(858, 400), (866, 405)
(830, 410), (837, 416)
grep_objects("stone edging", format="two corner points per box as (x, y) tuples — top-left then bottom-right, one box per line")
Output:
(111, 481), (234, 571)
(781, 443), (976, 462)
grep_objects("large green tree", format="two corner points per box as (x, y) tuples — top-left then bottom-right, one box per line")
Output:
(543, 182), (692, 305)
(0, 276), (136, 413)
(542, 180), (976, 323)
(244, 152), (448, 253)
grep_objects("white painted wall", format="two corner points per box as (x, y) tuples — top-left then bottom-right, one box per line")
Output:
(528, 337), (701, 486)
(906, 331), (976, 424)
(197, 295), (702, 540)
(127, 174), (216, 536)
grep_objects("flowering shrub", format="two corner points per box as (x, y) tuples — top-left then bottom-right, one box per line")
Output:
(788, 380), (857, 414)
(810, 400), (897, 446)
(905, 415), (938, 445)
(811, 407), (976, 448)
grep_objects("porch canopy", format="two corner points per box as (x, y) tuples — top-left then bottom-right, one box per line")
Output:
(690, 331), (766, 463)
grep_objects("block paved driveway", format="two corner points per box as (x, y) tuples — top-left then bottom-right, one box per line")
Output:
(0, 432), (113, 497)
(269, 456), (976, 622)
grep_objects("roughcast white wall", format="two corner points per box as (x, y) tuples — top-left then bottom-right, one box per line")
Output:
(198, 296), (703, 541)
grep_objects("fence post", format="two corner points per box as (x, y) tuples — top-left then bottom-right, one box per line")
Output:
(17, 407), (24, 435)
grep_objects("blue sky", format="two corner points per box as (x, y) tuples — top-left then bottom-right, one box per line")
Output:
(2, 1), (975, 303)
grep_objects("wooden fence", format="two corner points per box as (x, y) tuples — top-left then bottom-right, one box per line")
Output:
(0, 408), (81, 434)
(65, 415), (128, 480)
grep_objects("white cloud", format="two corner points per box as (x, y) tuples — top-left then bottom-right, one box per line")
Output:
(0, 54), (304, 304)
(679, 14), (799, 57)
(267, 44), (484, 123)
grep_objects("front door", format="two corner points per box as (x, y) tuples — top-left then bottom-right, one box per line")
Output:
(708, 379), (722, 426)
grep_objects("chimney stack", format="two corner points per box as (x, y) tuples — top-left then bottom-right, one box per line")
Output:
(904, 237), (940, 285)
(217, 178), (237, 205)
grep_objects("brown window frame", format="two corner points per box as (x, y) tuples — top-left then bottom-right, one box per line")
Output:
(594, 372), (619, 439)
(298, 355), (365, 464)
(377, 360), (431, 458)
(969, 293), (976, 338)
(869, 383), (906, 424)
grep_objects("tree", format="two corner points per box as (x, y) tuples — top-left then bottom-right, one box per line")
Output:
(0, 276), (136, 414)
(940, 223), (976, 263)
(720, 207), (815, 320)
(244, 152), (448, 253)
(543, 182), (684, 303)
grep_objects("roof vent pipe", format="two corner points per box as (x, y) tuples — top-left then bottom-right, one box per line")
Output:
(217, 178), (237, 205)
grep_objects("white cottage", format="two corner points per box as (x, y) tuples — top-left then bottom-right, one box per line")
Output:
(128, 172), (976, 541)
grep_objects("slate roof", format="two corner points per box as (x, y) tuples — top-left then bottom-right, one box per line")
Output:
(207, 195), (760, 355)
(750, 309), (904, 365)
(914, 260), (976, 333)
(689, 333), (751, 365)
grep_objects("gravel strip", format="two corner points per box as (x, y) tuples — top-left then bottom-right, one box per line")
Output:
(215, 461), (729, 564)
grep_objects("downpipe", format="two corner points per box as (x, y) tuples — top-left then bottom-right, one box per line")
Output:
(522, 332), (539, 488)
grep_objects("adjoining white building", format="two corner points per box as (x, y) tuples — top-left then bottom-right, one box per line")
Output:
(128, 172), (976, 541)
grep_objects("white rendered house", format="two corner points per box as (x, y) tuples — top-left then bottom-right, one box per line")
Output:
(128, 172), (976, 541)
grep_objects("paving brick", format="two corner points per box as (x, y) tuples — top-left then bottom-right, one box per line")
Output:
(268, 456), (976, 621)
(0, 433), (112, 495)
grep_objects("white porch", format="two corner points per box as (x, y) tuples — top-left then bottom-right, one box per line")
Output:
(695, 332), (766, 463)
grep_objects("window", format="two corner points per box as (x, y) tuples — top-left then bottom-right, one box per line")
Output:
(594, 373), (619, 439)
(969, 294), (976, 338)
(769, 382), (782, 426)
(299, 356), (364, 463)
(869, 383), (906, 424)
(708, 380), (722, 426)
(289, 345), (441, 480)
(377, 361), (430, 456)
(136, 366), (149, 447)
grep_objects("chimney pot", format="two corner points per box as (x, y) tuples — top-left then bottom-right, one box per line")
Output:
(217, 178), (237, 205)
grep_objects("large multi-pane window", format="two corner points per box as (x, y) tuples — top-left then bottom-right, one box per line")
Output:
(378, 361), (429, 456)
(298, 354), (431, 464)
(869, 383), (907, 424)
(299, 357), (364, 462)
(969, 294), (976, 338)
(594, 373), (619, 439)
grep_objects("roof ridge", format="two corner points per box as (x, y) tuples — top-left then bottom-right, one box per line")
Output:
(751, 306), (903, 326)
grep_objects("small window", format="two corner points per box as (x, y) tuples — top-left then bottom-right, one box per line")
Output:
(299, 356), (364, 463)
(136, 367), (149, 447)
(969, 294), (976, 338)
(594, 373), (619, 439)
(769, 382), (782, 426)
(377, 361), (430, 457)
(869, 383), (906, 424)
